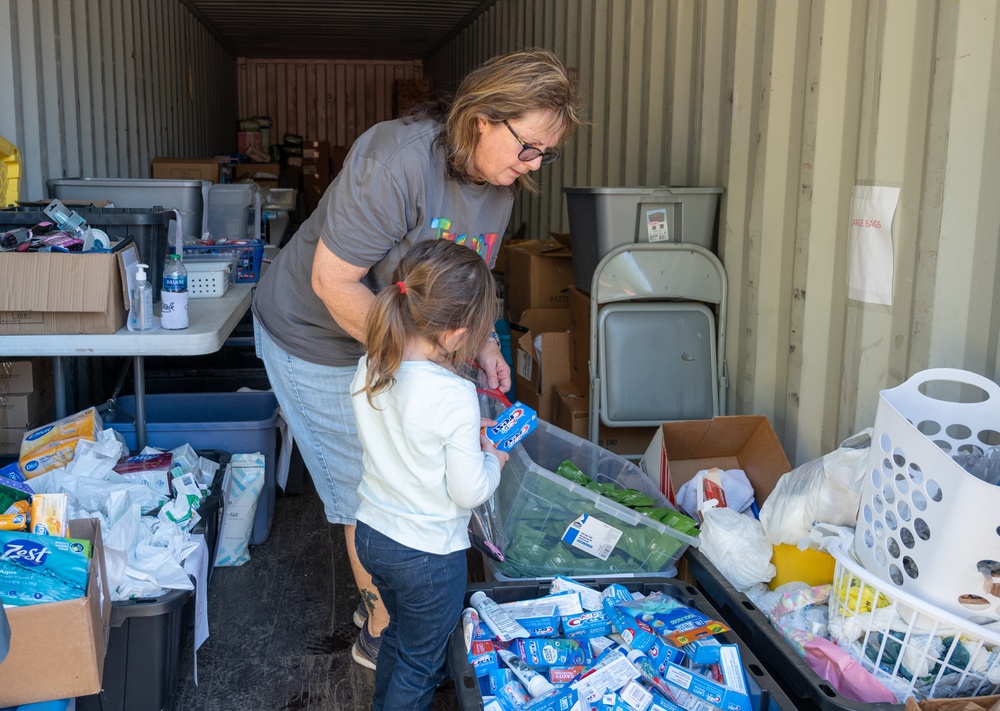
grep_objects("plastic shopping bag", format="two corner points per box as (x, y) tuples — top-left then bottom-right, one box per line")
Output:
(214, 453), (265, 567)
(698, 504), (775, 592)
(759, 429), (871, 546)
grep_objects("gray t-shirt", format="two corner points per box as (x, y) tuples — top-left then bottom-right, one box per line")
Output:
(253, 118), (514, 367)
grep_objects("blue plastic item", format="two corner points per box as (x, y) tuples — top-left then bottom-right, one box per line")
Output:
(103, 392), (278, 546)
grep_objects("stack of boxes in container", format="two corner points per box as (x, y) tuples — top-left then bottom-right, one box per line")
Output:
(495, 235), (658, 456)
(0, 358), (55, 456)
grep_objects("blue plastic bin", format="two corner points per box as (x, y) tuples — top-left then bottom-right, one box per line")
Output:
(103, 392), (278, 546)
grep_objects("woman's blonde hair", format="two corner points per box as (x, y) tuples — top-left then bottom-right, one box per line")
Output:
(408, 48), (584, 194)
(362, 239), (499, 404)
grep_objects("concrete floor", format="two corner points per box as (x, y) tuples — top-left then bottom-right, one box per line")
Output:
(168, 476), (465, 711)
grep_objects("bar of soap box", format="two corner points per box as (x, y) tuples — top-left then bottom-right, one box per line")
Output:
(468, 575), (753, 711)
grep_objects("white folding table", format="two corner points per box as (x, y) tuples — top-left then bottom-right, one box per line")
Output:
(2, 284), (254, 450)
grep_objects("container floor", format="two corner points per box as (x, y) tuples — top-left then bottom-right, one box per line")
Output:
(168, 474), (463, 710)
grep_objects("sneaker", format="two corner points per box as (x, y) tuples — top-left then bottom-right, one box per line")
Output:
(351, 622), (381, 670)
(353, 600), (368, 629)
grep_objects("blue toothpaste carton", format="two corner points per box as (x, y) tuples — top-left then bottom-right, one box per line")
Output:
(483, 402), (538, 452)
(511, 637), (592, 670)
(562, 608), (614, 639)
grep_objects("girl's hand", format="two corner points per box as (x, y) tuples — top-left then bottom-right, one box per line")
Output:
(481, 433), (509, 468)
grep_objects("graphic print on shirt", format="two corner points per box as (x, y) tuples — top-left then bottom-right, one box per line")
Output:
(430, 217), (498, 264)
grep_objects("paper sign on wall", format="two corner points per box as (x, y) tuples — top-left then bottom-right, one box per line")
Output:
(847, 185), (900, 305)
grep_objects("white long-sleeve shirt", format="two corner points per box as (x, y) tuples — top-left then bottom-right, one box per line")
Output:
(350, 356), (502, 555)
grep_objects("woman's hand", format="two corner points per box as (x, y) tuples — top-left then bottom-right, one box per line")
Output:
(480, 432), (510, 469)
(477, 341), (512, 393)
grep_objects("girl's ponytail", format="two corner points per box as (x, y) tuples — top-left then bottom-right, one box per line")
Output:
(363, 283), (408, 405)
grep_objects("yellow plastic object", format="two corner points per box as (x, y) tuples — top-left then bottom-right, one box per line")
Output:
(769, 543), (836, 589)
(0, 134), (21, 207)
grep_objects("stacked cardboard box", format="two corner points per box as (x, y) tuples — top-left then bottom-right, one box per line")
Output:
(393, 78), (430, 117)
(0, 357), (55, 455)
(233, 163), (281, 188)
(151, 157), (219, 182)
(302, 140), (331, 213)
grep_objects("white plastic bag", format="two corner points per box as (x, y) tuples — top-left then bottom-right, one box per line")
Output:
(698, 504), (776, 592)
(759, 429), (871, 546)
(214, 453), (266, 567)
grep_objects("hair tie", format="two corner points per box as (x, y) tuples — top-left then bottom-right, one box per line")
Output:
(396, 281), (407, 294)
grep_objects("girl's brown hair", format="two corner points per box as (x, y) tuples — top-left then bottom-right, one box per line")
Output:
(362, 239), (499, 404)
(408, 48), (584, 194)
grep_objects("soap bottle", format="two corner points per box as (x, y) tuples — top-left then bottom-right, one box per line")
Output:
(129, 263), (154, 331)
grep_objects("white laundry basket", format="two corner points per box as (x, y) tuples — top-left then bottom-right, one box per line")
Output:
(829, 542), (1000, 701)
(854, 368), (1000, 622)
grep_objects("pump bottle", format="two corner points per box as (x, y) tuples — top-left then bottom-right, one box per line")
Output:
(129, 263), (154, 331)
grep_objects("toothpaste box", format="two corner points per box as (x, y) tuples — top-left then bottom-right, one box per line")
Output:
(483, 402), (538, 452)
(662, 658), (752, 711)
(645, 635), (687, 674)
(523, 684), (578, 711)
(511, 637), (592, 670)
(562, 608), (614, 639)
(602, 598), (657, 653)
(548, 665), (587, 684)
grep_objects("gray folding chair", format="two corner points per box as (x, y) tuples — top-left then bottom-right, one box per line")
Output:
(588, 243), (728, 455)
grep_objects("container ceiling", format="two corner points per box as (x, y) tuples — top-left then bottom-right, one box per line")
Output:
(182, 0), (494, 60)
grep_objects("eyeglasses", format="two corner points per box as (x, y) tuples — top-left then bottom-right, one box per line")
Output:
(503, 120), (560, 165)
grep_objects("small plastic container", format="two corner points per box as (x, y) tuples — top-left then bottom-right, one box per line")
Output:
(205, 184), (255, 241)
(184, 258), (235, 298)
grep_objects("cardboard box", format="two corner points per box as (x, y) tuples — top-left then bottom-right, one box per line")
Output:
(233, 163), (281, 188)
(0, 518), (111, 706)
(302, 172), (332, 214)
(552, 381), (658, 457)
(0, 427), (26, 455)
(0, 375), (55, 429)
(904, 695), (1000, 711)
(238, 131), (264, 155)
(302, 140), (331, 172)
(503, 240), (574, 321)
(512, 309), (570, 422)
(567, 285), (590, 391)
(0, 357), (53, 395)
(0, 244), (137, 335)
(151, 157), (219, 182)
(642, 416), (790, 505)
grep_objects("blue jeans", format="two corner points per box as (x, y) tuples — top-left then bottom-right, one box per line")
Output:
(254, 319), (362, 524)
(354, 522), (467, 711)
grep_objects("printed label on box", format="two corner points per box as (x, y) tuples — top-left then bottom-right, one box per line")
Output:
(562, 514), (622, 560)
(516, 349), (533, 381)
(646, 209), (669, 242)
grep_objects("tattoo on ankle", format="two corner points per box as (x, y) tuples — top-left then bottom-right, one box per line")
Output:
(361, 588), (379, 615)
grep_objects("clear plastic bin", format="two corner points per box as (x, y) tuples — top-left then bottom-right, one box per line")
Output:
(490, 420), (698, 579)
(206, 184), (256, 241)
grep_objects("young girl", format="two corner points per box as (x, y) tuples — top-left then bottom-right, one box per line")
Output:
(350, 238), (509, 710)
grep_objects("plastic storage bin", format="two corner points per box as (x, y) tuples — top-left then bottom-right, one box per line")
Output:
(48, 177), (209, 239)
(185, 258), (235, 297)
(103, 392), (279, 546)
(76, 588), (191, 711)
(0, 206), (172, 301)
(183, 238), (265, 283)
(488, 420), (698, 580)
(564, 186), (724, 293)
(205, 183), (256, 241)
(448, 577), (795, 711)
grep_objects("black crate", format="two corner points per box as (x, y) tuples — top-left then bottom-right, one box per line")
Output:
(0, 206), (172, 300)
(684, 549), (904, 711)
(76, 587), (191, 711)
(447, 576), (797, 711)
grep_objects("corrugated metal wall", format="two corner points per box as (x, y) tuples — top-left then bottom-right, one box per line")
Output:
(236, 58), (424, 149)
(427, 0), (1000, 466)
(0, 0), (236, 200)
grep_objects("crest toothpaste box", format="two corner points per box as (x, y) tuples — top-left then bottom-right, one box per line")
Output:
(484, 402), (539, 452)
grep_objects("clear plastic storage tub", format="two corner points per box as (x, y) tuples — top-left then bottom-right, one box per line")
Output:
(489, 420), (698, 580)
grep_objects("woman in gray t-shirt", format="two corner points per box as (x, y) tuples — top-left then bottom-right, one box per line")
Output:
(252, 48), (582, 673)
